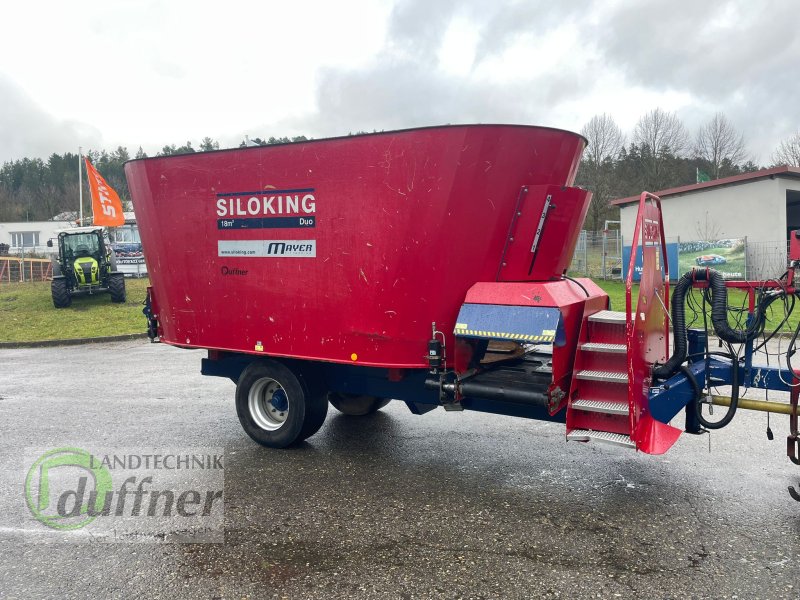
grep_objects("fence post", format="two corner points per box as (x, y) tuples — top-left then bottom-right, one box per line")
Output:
(601, 230), (607, 279)
(583, 233), (588, 276)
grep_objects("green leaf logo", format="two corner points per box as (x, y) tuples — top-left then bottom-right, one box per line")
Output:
(24, 447), (113, 530)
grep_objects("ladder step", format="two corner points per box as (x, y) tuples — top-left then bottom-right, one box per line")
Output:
(588, 310), (628, 324)
(576, 369), (627, 383)
(567, 429), (635, 448)
(580, 342), (626, 354)
(571, 399), (629, 415)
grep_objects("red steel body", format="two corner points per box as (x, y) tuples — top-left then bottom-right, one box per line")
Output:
(125, 125), (587, 368)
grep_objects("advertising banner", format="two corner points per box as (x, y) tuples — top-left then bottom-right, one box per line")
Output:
(112, 243), (147, 277)
(622, 242), (679, 282)
(677, 239), (746, 280)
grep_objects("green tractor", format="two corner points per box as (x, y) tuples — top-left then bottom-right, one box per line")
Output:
(48, 226), (126, 308)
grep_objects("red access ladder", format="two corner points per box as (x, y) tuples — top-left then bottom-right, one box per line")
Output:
(566, 310), (633, 447)
(565, 192), (682, 454)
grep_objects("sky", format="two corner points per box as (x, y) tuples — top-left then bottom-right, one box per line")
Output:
(1, 0), (798, 165)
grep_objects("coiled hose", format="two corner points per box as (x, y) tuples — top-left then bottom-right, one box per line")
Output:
(654, 268), (758, 430)
(681, 361), (739, 430)
(653, 268), (754, 379)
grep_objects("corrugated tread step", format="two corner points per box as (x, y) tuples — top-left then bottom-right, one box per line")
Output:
(576, 369), (627, 383)
(566, 429), (635, 448)
(571, 399), (629, 415)
(588, 310), (627, 324)
(580, 342), (626, 354)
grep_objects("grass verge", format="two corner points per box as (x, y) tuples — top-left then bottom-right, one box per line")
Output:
(0, 278), (150, 343)
(591, 279), (800, 334)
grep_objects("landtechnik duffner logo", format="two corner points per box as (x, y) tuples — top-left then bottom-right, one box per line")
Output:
(24, 447), (224, 542)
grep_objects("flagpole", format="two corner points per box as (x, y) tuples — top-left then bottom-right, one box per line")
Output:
(78, 147), (83, 224)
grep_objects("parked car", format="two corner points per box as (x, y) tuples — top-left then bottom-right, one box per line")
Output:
(695, 254), (727, 266)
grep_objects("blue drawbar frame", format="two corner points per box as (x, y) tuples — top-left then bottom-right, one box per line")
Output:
(648, 328), (796, 429)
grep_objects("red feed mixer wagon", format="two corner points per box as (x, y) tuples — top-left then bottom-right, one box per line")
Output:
(126, 124), (800, 461)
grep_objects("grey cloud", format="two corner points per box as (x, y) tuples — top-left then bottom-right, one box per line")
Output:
(292, 55), (594, 139)
(471, 0), (593, 64)
(591, 0), (800, 160)
(279, 0), (593, 138)
(387, 0), (463, 60)
(0, 76), (103, 163)
(253, 0), (798, 163)
(308, 61), (530, 133)
(597, 1), (800, 97)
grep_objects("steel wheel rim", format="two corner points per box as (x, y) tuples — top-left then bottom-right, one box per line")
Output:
(248, 377), (289, 431)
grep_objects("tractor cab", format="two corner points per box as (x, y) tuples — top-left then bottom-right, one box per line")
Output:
(48, 226), (126, 308)
(60, 229), (105, 284)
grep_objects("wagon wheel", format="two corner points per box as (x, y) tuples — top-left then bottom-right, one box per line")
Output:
(328, 392), (390, 416)
(236, 360), (328, 448)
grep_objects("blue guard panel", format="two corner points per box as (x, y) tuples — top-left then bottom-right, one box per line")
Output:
(454, 304), (563, 344)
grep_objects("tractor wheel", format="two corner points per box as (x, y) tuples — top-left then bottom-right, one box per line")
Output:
(236, 360), (328, 448)
(51, 278), (71, 308)
(328, 393), (390, 416)
(109, 273), (126, 303)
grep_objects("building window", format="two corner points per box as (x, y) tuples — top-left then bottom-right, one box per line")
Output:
(10, 231), (40, 248)
(108, 225), (140, 244)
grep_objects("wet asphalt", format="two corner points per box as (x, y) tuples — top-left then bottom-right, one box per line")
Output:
(0, 340), (798, 599)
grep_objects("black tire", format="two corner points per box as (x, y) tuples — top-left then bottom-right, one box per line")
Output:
(328, 392), (390, 416)
(235, 360), (328, 448)
(297, 366), (330, 440)
(51, 277), (71, 308)
(109, 273), (126, 303)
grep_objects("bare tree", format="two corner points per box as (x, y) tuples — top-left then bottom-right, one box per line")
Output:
(772, 131), (800, 167)
(694, 112), (747, 179)
(633, 108), (690, 190)
(581, 114), (625, 165)
(577, 114), (625, 230)
(634, 108), (690, 157)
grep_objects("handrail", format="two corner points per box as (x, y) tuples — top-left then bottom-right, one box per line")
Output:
(624, 192), (670, 442)
(624, 191), (669, 340)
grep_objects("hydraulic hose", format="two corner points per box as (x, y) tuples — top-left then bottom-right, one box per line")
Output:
(652, 272), (693, 379)
(692, 268), (748, 343)
(654, 268), (756, 379)
(688, 358), (739, 430)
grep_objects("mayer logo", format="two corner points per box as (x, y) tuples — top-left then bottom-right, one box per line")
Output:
(218, 240), (316, 258)
(265, 242), (314, 256)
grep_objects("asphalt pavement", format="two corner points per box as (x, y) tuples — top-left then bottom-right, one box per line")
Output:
(0, 340), (798, 599)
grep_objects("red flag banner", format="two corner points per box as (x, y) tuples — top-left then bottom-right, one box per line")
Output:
(85, 158), (125, 227)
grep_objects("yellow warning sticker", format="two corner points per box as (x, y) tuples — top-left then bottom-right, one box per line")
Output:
(455, 323), (468, 330)
(457, 330), (555, 342)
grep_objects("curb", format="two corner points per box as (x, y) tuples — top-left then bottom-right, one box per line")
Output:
(0, 333), (149, 349)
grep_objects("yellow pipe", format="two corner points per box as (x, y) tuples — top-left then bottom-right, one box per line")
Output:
(710, 394), (798, 415)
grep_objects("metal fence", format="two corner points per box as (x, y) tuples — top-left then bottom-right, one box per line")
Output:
(569, 231), (790, 282)
(0, 257), (53, 283)
(746, 241), (789, 281)
(569, 230), (624, 279)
